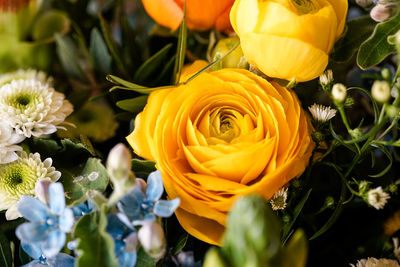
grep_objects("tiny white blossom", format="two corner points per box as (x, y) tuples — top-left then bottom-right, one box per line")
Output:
(371, 80), (391, 103)
(270, 187), (288, 211)
(0, 152), (61, 220)
(332, 83), (347, 103)
(308, 104), (337, 122)
(350, 257), (400, 267)
(0, 79), (73, 138)
(367, 186), (390, 210)
(319, 69), (333, 86)
(0, 122), (25, 164)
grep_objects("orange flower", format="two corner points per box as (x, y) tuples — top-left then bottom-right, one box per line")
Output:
(127, 69), (314, 245)
(141, 0), (235, 32)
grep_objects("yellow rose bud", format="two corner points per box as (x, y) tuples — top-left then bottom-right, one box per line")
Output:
(230, 0), (348, 82)
(127, 68), (314, 245)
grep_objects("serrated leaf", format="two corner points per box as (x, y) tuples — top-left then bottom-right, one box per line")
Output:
(90, 28), (112, 75)
(134, 43), (173, 83)
(116, 96), (148, 113)
(132, 159), (156, 176)
(357, 12), (400, 69)
(74, 206), (119, 267)
(331, 16), (376, 62)
(173, 2), (187, 84)
(0, 233), (12, 267)
(55, 34), (88, 81)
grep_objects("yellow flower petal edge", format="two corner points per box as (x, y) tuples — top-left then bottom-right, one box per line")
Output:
(127, 68), (315, 245)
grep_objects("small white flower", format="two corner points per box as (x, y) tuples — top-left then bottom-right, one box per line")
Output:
(270, 187), (288, 211)
(0, 79), (73, 138)
(308, 104), (337, 122)
(0, 122), (25, 164)
(0, 152), (61, 220)
(319, 69), (333, 86)
(371, 80), (391, 103)
(350, 257), (400, 267)
(367, 186), (390, 210)
(138, 221), (166, 260)
(0, 69), (53, 88)
(332, 83), (347, 103)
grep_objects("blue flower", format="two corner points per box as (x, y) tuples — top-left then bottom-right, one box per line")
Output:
(20, 242), (75, 267)
(117, 171), (180, 224)
(106, 214), (138, 267)
(16, 182), (74, 258)
(72, 200), (95, 217)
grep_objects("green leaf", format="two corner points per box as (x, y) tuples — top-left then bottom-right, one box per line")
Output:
(136, 248), (156, 267)
(62, 158), (109, 206)
(32, 10), (70, 41)
(369, 143), (393, 178)
(0, 233), (12, 267)
(134, 43), (173, 83)
(68, 89), (91, 109)
(107, 75), (155, 94)
(116, 96), (148, 113)
(282, 189), (312, 243)
(99, 15), (128, 77)
(74, 206), (119, 267)
(61, 138), (96, 157)
(172, 233), (188, 255)
(331, 16), (376, 62)
(90, 28), (112, 75)
(132, 159), (156, 176)
(29, 138), (61, 158)
(357, 12), (400, 69)
(55, 34), (88, 81)
(173, 2), (187, 84)
(19, 244), (31, 265)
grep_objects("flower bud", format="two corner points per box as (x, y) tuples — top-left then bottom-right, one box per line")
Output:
(386, 105), (400, 118)
(372, 80), (391, 103)
(370, 3), (397, 22)
(355, 0), (375, 9)
(331, 83), (347, 103)
(211, 37), (247, 69)
(35, 178), (53, 204)
(319, 69), (333, 89)
(138, 221), (166, 260)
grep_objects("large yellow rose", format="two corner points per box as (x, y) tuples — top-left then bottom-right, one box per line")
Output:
(127, 68), (314, 245)
(230, 0), (348, 82)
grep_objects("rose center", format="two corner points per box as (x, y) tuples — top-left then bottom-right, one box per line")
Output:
(209, 109), (242, 143)
(290, 0), (319, 14)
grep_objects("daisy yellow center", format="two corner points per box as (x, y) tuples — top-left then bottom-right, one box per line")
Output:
(0, 162), (38, 198)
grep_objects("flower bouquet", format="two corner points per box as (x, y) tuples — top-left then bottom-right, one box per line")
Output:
(1, 0), (400, 266)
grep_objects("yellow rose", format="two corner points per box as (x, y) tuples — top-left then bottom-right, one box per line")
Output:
(127, 69), (314, 245)
(230, 0), (348, 82)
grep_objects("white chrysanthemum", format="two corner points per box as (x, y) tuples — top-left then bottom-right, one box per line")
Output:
(0, 69), (53, 88)
(350, 257), (400, 267)
(308, 104), (337, 122)
(367, 186), (390, 210)
(0, 122), (25, 164)
(270, 187), (288, 211)
(0, 152), (61, 220)
(0, 79), (73, 138)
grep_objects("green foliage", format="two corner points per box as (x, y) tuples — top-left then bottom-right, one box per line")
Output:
(90, 28), (112, 75)
(136, 248), (157, 267)
(131, 159), (156, 177)
(116, 95), (148, 113)
(32, 10), (70, 41)
(357, 11), (400, 69)
(74, 205), (119, 267)
(0, 233), (12, 267)
(171, 233), (188, 256)
(172, 2), (187, 84)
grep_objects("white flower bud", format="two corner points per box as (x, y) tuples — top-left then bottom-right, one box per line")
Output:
(370, 3), (397, 22)
(106, 143), (132, 181)
(355, 0), (375, 8)
(367, 187), (390, 210)
(331, 83), (347, 103)
(372, 80), (391, 103)
(35, 179), (53, 204)
(138, 221), (166, 260)
(319, 69), (333, 86)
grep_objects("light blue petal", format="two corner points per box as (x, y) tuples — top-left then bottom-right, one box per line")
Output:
(47, 253), (75, 267)
(42, 230), (66, 258)
(154, 198), (180, 218)
(146, 171), (163, 201)
(117, 250), (137, 267)
(16, 222), (48, 243)
(18, 196), (49, 222)
(49, 183), (65, 216)
(59, 208), (74, 233)
(22, 259), (48, 267)
(21, 242), (43, 259)
(118, 187), (146, 220)
(116, 213), (134, 230)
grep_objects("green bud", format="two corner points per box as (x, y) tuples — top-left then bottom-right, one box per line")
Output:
(203, 247), (227, 267)
(388, 184), (398, 193)
(325, 196), (335, 208)
(211, 37), (247, 69)
(386, 105), (400, 118)
(311, 131), (325, 143)
(358, 181), (370, 195)
(349, 128), (363, 139)
(344, 97), (354, 108)
(381, 68), (392, 81)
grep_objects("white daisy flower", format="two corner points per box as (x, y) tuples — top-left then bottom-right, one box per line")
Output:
(0, 79), (73, 138)
(0, 122), (25, 164)
(0, 69), (53, 87)
(270, 187), (288, 211)
(0, 152), (61, 220)
(350, 257), (400, 267)
(308, 104), (337, 122)
(367, 186), (390, 210)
